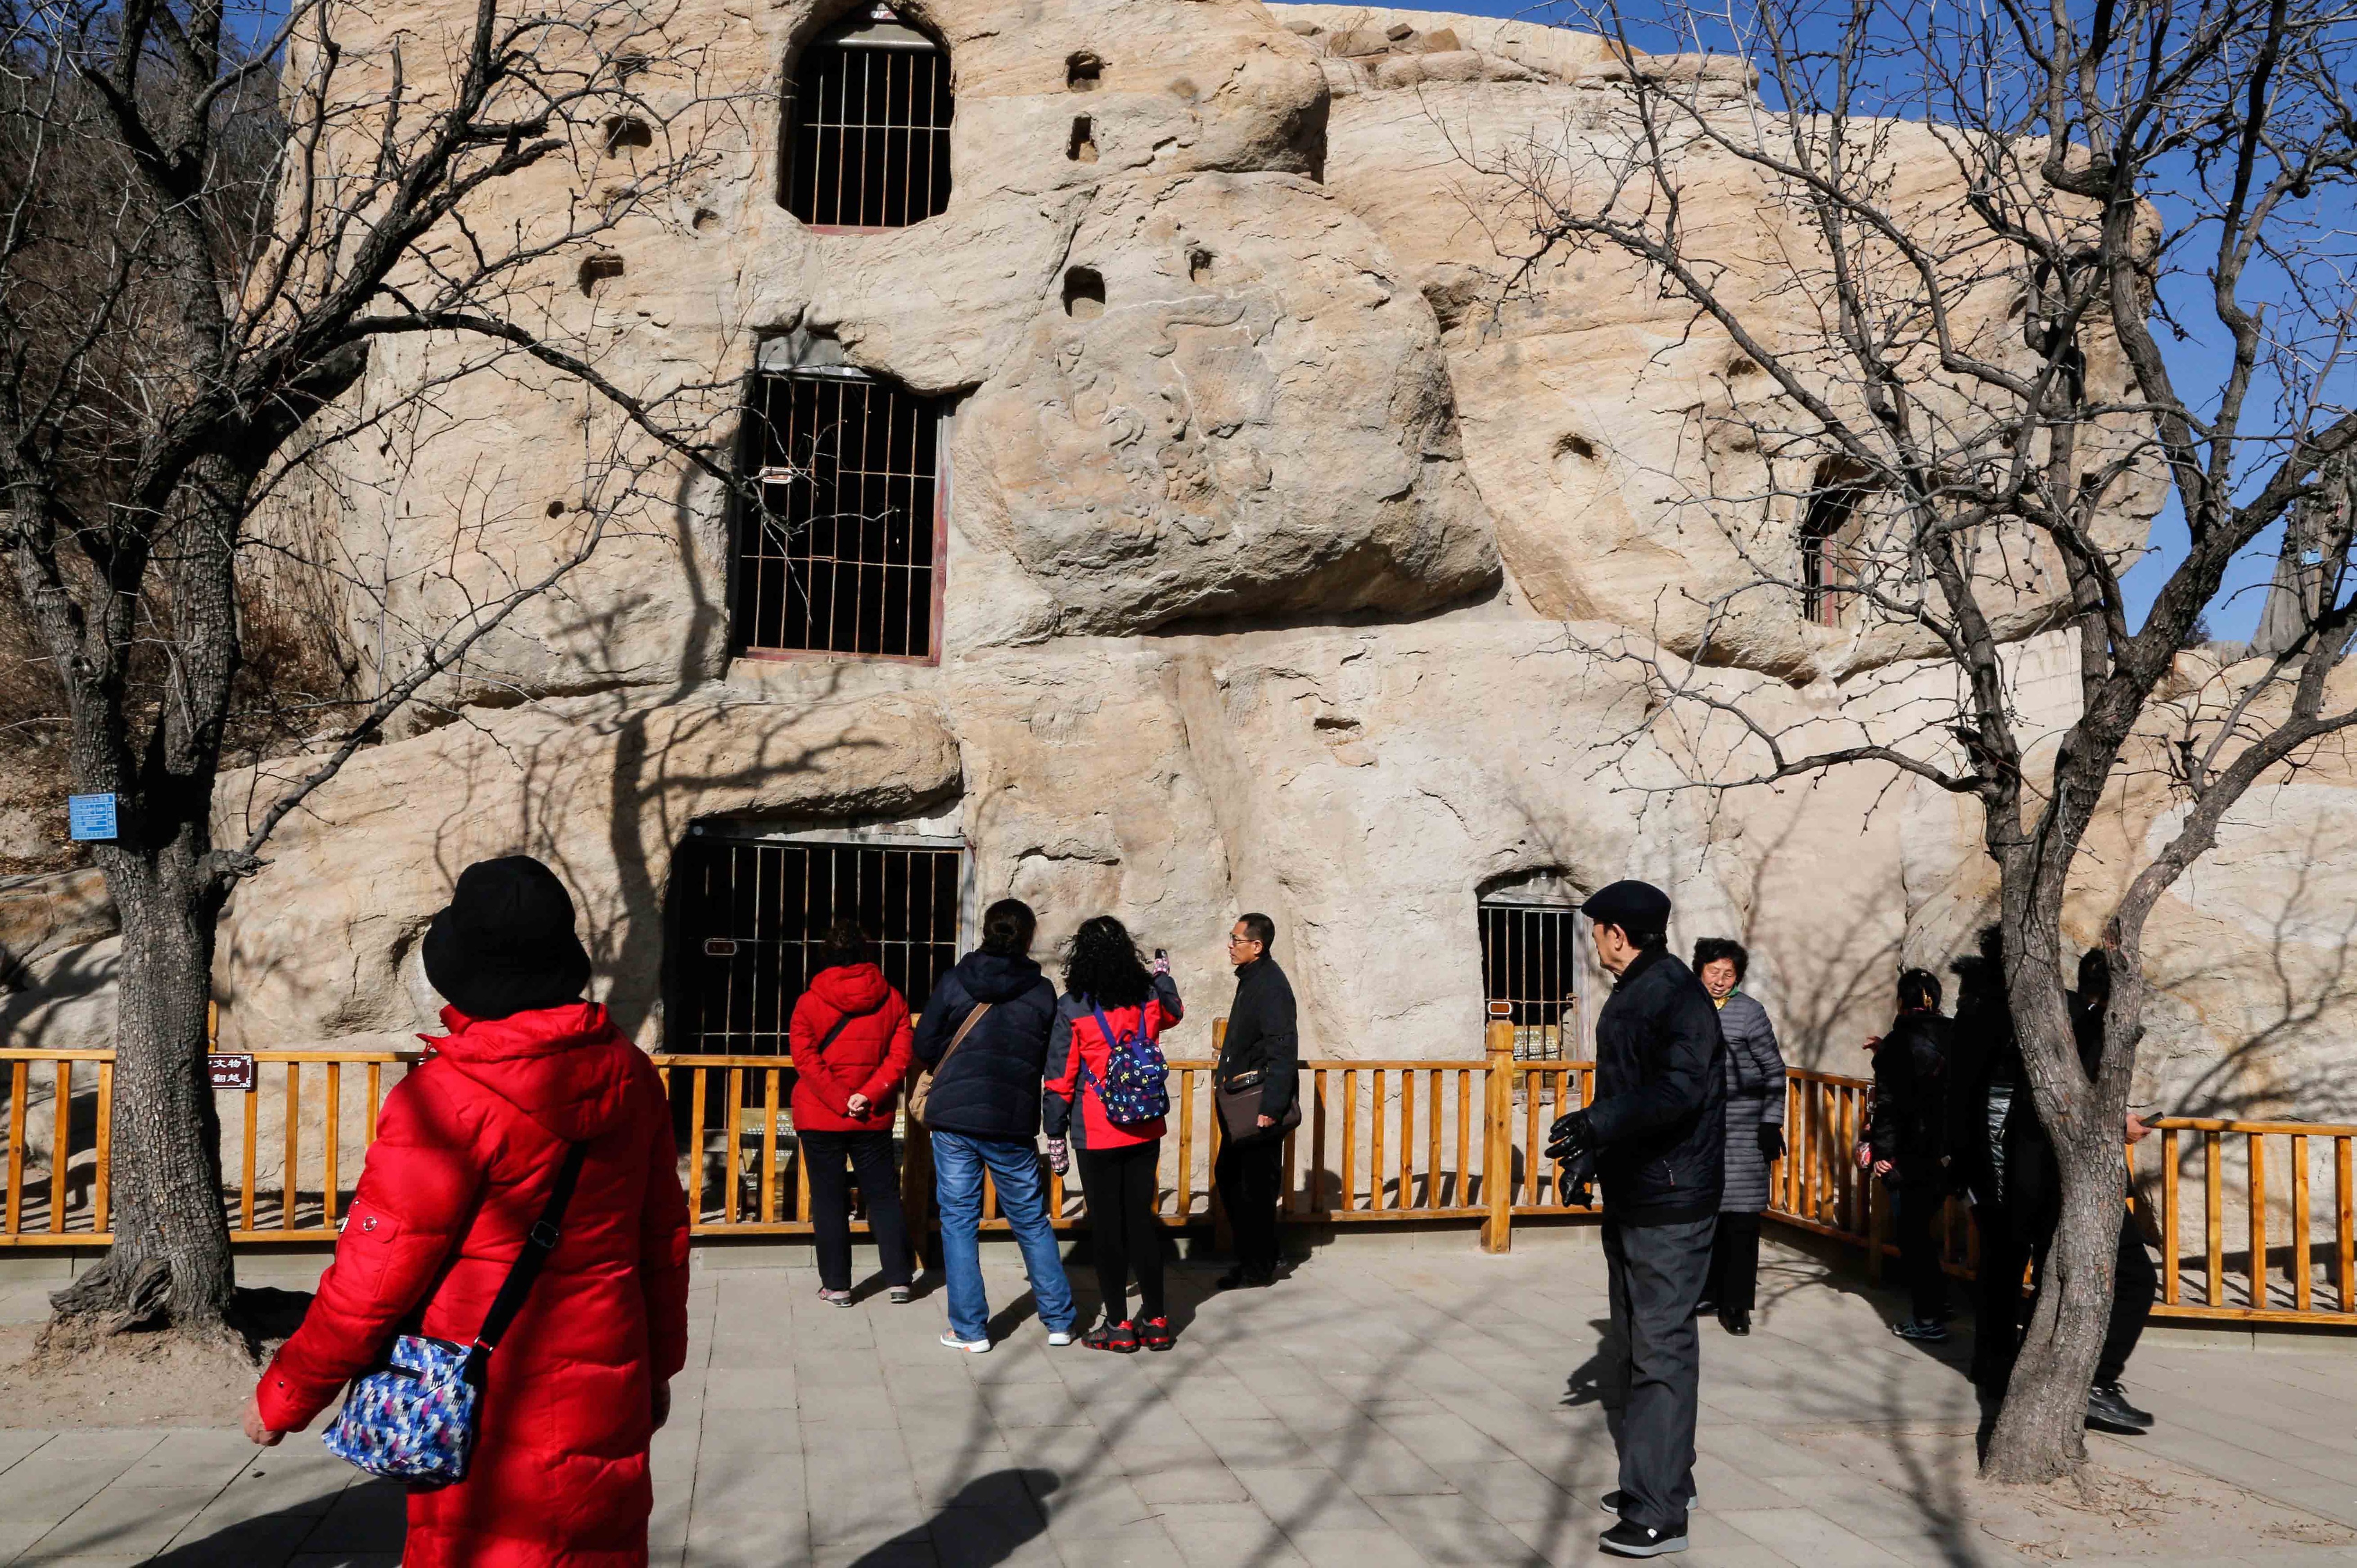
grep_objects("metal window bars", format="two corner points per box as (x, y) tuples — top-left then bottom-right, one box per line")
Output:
(673, 838), (964, 1056)
(781, 9), (953, 230)
(1479, 901), (1580, 1061)
(734, 369), (941, 659)
(1800, 485), (1869, 627)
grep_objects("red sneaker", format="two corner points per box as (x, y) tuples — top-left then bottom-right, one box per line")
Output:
(1139, 1317), (1175, 1352)
(1083, 1319), (1140, 1353)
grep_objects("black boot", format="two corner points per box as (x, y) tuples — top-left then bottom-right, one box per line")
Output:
(2086, 1381), (2154, 1433)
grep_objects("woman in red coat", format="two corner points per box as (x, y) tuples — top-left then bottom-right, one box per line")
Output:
(1042, 916), (1183, 1352)
(789, 920), (917, 1305)
(245, 856), (691, 1568)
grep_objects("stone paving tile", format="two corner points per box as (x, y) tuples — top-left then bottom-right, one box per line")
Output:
(1236, 1467), (1392, 1533)
(1720, 1507), (1914, 1567)
(9, 1241), (2357, 1564)
(32, 1484), (224, 1559)
(1285, 1526), (1436, 1568)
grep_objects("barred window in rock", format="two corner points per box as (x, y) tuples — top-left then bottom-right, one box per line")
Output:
(781, 7), (953, 230)
(1479, 900), (1581, 1062)
(673, 836), (963, 1056)
(735, 368), (942, 660)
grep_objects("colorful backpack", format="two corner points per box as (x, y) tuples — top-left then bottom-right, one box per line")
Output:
(1084, 999), (1172, 1125)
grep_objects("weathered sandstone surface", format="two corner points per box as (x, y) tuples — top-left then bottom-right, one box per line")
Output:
(3, 0), (2339, 1165)
(214, 620), (1935, 1062)
(215, 690), (961, 1050)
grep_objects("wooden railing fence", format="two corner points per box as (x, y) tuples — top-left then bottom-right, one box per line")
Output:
(5, 1027), (2353, 1328)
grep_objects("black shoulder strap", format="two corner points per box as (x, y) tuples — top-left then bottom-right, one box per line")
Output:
(811, 999), (885, 1059)
(465, 1141), (589, 1377)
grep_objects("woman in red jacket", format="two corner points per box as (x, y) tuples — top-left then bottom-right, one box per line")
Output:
(1043, 916), (1183, 1352)
(244, 856), (690, 1568)
(790, 921), (917, 1305)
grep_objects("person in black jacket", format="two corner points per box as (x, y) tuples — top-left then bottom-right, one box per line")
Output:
(911, 898), (1077, 1353)
(1865, 969), (1954, 1342)
(1546, 880), (1725, 1559)
(1944, 926), (2035, 1390)
(2015, 949), (2159, 1433)
(1212, 912), (1298, 1290)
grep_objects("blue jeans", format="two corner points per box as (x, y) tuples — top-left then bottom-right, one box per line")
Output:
(930, 1131), (1076, 1342)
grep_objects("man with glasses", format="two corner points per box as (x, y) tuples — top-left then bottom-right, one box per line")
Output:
(1213, 913), (1297, 1289)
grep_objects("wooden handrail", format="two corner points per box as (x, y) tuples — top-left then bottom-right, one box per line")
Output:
(3, 1039), (2352, 1329)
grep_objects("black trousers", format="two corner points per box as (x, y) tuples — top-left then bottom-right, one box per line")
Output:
(2030, 1211), (2157, 1385)
(1215, 1129), (1284, 1278)
(800, 1129), (912, 1292)
(1892, 1183), (1953, 1323)
(1969, 1198), (2030, 1387)
(1603, 1216), (1715, 1535)
(1075, 1140), (1165, 1322)
(1704, 1211), (1761, 1313)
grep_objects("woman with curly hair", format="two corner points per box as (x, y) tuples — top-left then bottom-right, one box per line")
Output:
(1043, 915), (1184, 1351)
(1692, 937), (1786, 1335)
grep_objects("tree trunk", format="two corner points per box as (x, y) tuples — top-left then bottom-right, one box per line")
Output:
(50, 838), (236, 1340)
(1984, 1118), (2122, 1481)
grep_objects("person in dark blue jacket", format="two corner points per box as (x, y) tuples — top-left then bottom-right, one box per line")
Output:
(1547, 880), (1725, 1559)
(911, 898), (1077, 1352)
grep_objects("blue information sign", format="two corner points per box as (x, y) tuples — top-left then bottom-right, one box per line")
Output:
(68, 793), (119, 841)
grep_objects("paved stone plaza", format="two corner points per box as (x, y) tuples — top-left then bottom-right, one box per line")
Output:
(1, 1233), (2353, 1566)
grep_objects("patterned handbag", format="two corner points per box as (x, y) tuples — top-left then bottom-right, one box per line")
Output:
(323, 1141), (587, 1485)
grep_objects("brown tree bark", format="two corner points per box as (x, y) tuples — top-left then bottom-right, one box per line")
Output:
(1983, 1093), (2126, 1481)
(53, 842), (237, 1337)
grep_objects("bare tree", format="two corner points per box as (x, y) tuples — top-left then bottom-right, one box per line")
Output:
(0, 0), (748, 1342)
(1472, 0), (2357, 1479)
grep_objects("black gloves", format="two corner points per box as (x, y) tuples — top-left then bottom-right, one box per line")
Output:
(1758, 1124), (1785, 1162)
(1544, 1109), (1594, 1163)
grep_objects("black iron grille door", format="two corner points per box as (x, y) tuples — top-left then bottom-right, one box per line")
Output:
(736, 372), (939, 658)
(1479, 901), (1580, 1061)
(781, 20), (953, 229)
(674, 837), (962, 1054)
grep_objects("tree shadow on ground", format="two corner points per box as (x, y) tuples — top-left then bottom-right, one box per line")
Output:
(842, 1469), (1060, 1568)
(136, 1476), (405, 1565)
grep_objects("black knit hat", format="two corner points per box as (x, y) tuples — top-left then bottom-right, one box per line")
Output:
(421, 855), (592, 1021)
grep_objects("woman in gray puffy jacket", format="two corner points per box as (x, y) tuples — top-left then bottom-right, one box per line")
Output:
(1693, 938), (1786, 1334)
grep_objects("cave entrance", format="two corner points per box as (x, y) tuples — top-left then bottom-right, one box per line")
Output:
(734, 335), (945, 662)
(1478, 884), (1584, 1062)
(669, 826), (966, 1057)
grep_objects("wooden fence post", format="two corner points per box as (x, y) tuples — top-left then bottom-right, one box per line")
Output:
(900, 1004), (928, 1273)
(1210, 1019), (1233, 1257)
(902, 1114), (934, 1272)
(1481, 1020), (1515, 1253)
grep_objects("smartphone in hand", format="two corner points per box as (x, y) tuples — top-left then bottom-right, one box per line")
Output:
(1153, 947), (1169, 975)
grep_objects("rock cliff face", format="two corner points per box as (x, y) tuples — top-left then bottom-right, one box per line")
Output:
(152, 0), (2324, 1136)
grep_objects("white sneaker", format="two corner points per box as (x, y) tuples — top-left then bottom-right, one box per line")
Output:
(1046, 1328), (1076, 1347)
(939, 1329), (991, 1354)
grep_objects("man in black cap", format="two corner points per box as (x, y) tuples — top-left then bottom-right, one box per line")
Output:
(1547, 879), (1726, 1559)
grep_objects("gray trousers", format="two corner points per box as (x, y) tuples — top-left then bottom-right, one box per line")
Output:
(1603, 1215), (1716, 1532)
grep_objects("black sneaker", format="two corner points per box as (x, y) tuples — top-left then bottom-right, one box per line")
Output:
(1891, 1318), (1949, 1342)
(1084, 1319), (1140, 1353)
(1214, 1268), (1273, 1291)
(1599, 1488), (1698, 1515)
(2086, 1381), (2154, 1433)
(1599, 1520), (1688, 1557)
